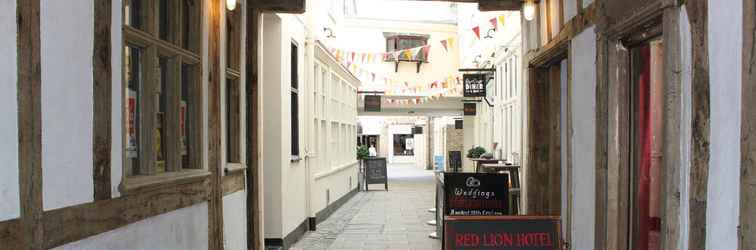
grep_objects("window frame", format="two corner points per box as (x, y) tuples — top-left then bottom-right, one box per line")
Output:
(384, 33), (430, 63)
(121, 0), (206, 190)
(291, 41), (301, 159)
(225, 4), (244, 171)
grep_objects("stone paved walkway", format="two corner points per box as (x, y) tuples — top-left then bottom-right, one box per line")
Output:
(290, 164), (442, 250)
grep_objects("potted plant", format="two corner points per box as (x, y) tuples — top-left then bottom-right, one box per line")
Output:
(466, 146), (487, 159)
(356, 145), (369, 191)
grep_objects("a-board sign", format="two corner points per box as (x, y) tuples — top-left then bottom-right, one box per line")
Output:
(364, 157), (388, 190)
(455, 120), (463, 129)
(444, 216), (561, 250)
(463, 73), (487, 97)
(364, 95), (382, 112)
(444, 173), (509, 216)
(464, 103), (477, 116)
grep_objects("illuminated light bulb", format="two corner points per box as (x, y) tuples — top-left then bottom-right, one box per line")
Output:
(523, 0), (536, 21)
(226, 0), (237, 11)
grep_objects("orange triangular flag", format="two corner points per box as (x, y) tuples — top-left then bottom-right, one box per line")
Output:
(472, 26), (480, 39)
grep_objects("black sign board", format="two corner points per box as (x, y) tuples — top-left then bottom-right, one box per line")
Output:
(444, 173), (509, 216)
(444, 216), (562, 250)
(463, 73), (487, 97)
(364, 95), (382, 112)
(464, 103), (477, 116)
(364, 157), (388, 190)
(413, 126), (423, 134)
(455, 120), (463, 129)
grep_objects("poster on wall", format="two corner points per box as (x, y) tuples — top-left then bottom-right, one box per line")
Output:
(126, 89), (138, 159)
(463, 73), (487, 97)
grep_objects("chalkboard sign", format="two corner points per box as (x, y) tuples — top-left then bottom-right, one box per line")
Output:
(364, 157), (388, 190)
(413, 126), (423, 134)
(444, 173), (509, 216)
(463, 73), (487, 97)
(364, 95), (382, 112)
(444, 216), (562, 250)
(464, 103), (477, 116)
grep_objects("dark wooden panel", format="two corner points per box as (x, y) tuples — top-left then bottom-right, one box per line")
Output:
(246, 6), (263, 250)
(93, 0), (113, 201)
(478, 0), (520, 11)
(17, 0), (44, 249)
(42, 178), (210, 249)
(0, 219), (22, 250)
(208, 0), (225, 249)
(250, 0), (305, 14)
(223, 171), (246, 196)
(740, 0), (756, 247)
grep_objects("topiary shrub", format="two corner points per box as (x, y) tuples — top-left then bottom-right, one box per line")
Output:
(466, 146), (487, 159)
(357, 145), (369, 160)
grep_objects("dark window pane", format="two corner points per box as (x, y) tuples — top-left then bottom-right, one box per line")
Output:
(226, 8), (241, 70)
(125, 45), (142, 175)
(393, 134), (414, 156)
(156, 57), (169, 173)
(125, 0), (144, 29)
(291, 91), (299, 156)
(181, 63), (197, 168)
(226, 77), (241, 163)
(159, 0), (170, 41)
(291, 43), (298, 89)
(182, 0), (200, 52)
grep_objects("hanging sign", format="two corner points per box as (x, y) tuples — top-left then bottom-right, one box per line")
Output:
(464, 103), (477, 116)
(444, 216), (562, 250)
(413, 126), (424, 134)
(444, 173), (509, 216)
(365, 95), (382, 112)
(455, 120), (464, 129)
(463, 73), (488, 97)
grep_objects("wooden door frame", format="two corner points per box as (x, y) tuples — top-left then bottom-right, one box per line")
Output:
(598, 2), (685, 249)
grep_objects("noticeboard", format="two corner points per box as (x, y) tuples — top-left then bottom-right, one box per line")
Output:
(444, 173), (509, 216)
(364, 157), (388, 190)
(364, 95), (382, 112)
(464, 103), (477, 116)
(444, 216), (562, 250)
(463, 73), (487, 97)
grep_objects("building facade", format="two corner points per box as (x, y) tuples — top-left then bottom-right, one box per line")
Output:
(517, 0), (756, 249)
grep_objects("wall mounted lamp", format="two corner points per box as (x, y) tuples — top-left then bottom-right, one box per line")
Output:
(523, 0), (536, 21)
(324, 28), (336, 38)
(472, 55), (483, 65)
(226, 0), (237, 11)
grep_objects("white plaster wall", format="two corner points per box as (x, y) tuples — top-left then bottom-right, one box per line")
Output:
(53, 203), (208, 250)
(262, 13), (284, 238)
(280, 14), (308, 237)
(223, 191), (248, 250)
(678, 8), (692, 250)
(111, 0), (123, 198)
(0, 0), (19, 222)
(705, 0), (742, 249)
(569, 26), (596, 250)
(311, 164), (358, 215)
(564, 0), (577, 21)
(41, 0), (95, 211)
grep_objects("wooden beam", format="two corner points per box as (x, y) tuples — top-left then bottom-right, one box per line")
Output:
(594, 34), (609, 250)
(222, 171), (246, 196)
(478, 0), (521, 11)
(246, 6), (263, 250)
(208, 0), (225, 249)
(250, 0), (305, 14)
(42, 178), (210, 249)
(93, 0), (113, 201)
(17, 0), (44, 249)
(0, 219), (22, 250)
(686, 1), (710, 249)
(740, 0), (756, 247)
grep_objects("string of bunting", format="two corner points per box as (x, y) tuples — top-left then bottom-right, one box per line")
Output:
(470, 15), (507, 39)
(336, 55), (463, 96)
(329, 37), (457, 66)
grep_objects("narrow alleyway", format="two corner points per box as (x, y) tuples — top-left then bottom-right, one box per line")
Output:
(290, 164), (441, 250)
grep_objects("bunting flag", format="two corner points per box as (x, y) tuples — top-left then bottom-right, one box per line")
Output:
(490, 17), (498, 31)
(498, 15), (506, 27)
(441, 40), (448, 52)
(472, 26), (481, 39)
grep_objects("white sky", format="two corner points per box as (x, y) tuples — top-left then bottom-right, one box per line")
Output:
(349, 0), (474, 24)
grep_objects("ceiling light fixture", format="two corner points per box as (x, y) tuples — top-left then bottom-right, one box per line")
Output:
(523, 0), (536, 21)
(226, 0), (237, 11)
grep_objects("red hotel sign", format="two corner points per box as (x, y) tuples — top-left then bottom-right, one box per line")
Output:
(444, 216), (562, 250)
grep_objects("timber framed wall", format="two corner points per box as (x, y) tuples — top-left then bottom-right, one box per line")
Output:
(741, 0), (756, 248)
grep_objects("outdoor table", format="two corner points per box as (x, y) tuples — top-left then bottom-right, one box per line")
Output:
(470, 158), (503, 173)
(481, 163), (521, 214)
